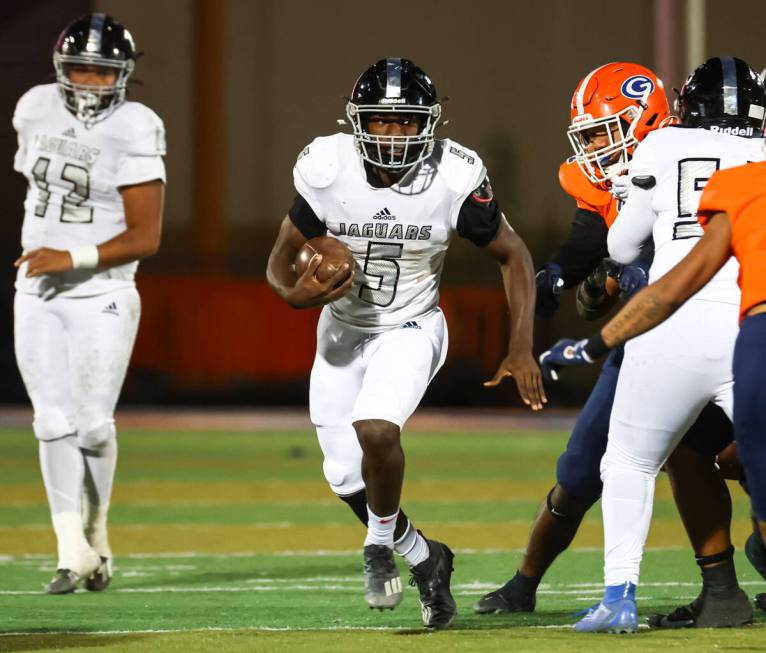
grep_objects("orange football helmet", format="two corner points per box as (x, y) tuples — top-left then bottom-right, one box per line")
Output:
(568, 62), (674, 184)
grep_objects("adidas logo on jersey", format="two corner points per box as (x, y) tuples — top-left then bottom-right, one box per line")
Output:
(401, 321), (421, 330)
(709, 125), (755, 136)
(102, 301), (119, 316)
(62, 127), (76, 138)
(372, 207), (396, 220)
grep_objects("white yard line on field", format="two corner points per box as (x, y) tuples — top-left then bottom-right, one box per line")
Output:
(4, 574), (758, 596)
(0, 546), (687, 562)
(0, 623), (655, 637)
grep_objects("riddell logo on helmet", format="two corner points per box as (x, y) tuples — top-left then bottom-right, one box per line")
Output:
(380, 97), (407, 104)
(572, 114), (593, 124)
(709, 125), (755, 136)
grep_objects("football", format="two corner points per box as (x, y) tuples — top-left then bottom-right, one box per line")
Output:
(294, 236), (355, 283)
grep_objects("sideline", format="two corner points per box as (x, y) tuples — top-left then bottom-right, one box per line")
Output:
(0, 407), (578, 433)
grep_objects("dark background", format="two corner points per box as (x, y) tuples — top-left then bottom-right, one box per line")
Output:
(0, 0), (762, 407)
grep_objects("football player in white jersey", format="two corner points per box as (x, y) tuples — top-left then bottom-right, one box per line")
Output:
(12, 14), (165, 594)
(541, 57), (766, 633)
(267, 58), (544, 629)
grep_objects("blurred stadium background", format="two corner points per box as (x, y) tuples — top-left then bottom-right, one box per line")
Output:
(0, 0), (762, 409)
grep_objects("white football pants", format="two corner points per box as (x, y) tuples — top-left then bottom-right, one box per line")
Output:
(14, 288), (140, 449)
(310, 307), (448, 496)
(601, 299), (739, 586)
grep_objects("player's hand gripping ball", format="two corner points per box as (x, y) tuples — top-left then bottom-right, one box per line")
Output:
(294, 236), (355, 286)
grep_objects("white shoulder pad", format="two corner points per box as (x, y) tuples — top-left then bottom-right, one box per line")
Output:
(635, 127), (663, 152)
(111, 102), (166, 156)
(13, 84), (58, 130)
(437, 139), (486, 196)
(294, 133), (348, 189)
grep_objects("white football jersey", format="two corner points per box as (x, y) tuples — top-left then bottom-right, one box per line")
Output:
(294, 133), (486, 330)
(609, 127), (765, 305)
(13, 83), (166, 298)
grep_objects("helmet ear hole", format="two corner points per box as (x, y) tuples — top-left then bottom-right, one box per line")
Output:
(645, 113), (658, 127)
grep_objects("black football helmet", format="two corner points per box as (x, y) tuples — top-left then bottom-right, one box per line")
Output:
(676, 56), (766, 136)
(346, 58), (442, 169)
(53, 13), (136, 126)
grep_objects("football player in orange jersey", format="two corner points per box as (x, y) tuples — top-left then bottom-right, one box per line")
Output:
(477, 62), (750, 627)
(540, 158), (766, 616)
(541, 58), (766, 630)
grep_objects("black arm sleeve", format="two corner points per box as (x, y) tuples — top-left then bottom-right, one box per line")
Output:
(550, 208), (609, 288)
(455, 177), (502, 247)
(288, 194), (327, 240)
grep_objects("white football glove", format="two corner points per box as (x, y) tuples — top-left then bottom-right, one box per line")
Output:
(609, 173), (631, 202)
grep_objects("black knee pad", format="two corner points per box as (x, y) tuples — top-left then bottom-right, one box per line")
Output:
(547, 485), (596, 520)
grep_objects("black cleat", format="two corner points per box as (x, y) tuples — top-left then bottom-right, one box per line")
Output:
(85, 557), (112, 592)
(756, 593), (766, 612)
(647, 588), (752, 628)
(409, 539), (457, 630)
(363, 545), (403, 610)
(745, 532), (766, 581)
(474, 577), (536, 614)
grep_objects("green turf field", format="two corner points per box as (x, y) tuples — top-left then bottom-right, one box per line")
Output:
(1, 425), (764, 652)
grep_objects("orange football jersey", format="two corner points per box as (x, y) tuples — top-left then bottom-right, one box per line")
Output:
(558, 158), (619, 227)
(698, 161), (766, 320)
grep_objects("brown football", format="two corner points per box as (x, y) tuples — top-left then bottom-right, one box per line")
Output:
(294, 236), (355, 283)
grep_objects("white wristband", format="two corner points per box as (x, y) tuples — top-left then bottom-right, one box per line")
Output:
(68, 245), (100, 270)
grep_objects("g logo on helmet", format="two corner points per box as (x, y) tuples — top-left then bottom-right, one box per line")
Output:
(621, 75), (655, 100)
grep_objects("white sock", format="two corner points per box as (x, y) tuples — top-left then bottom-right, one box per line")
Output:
(602, 463), (655, 586)
(83, 438), (117, 505)
(39, 435), (83, 514)
(394, 520), (430, 567)
(51, 512), (96, 572)
(364, 506), (398, 548)
(82, 439), (117, 558)
(82, 501), (111, 559)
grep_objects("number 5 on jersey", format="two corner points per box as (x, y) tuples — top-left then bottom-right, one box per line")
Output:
(674, 157), (720, 240)
(359, 242), (403, 307)
(32, 155), (93, 223)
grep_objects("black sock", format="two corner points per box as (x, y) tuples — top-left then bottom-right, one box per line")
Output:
(700, 558), (739, 593)
(508, 570), (541, 594)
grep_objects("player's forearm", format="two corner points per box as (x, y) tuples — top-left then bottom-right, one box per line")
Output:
(607, 188), (654, 264)
(599, 283), (679, 349)
(266, 252), (299, 303)
(502, 234), (536, 354)
(95, 180), (164, 267)
(96, 226), (161, 268)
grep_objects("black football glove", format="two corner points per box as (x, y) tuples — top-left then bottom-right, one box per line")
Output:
(535, 263), (565, 318)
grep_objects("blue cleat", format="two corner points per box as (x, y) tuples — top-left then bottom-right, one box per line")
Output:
(573, 582), (638, 634)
